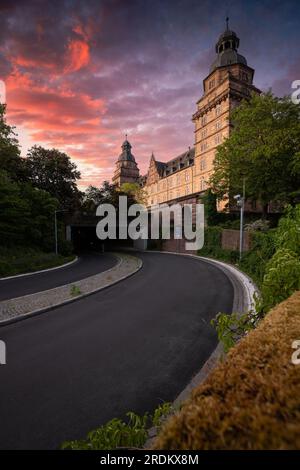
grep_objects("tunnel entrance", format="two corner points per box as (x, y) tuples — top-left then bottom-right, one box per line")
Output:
(69, 225), (134, 253)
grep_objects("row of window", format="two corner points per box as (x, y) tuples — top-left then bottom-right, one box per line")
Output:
(200, 103), (222, 126)
(200, 134), (223, 153)
(200, 119), (222, 139)
(149, 172), (193, 193)
(149, 159), (209, 195)
(149, 179), (207, 204)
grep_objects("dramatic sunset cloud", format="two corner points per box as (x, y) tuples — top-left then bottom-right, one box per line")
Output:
(64, 39), (90, 74)
(0, 0), (300, 188)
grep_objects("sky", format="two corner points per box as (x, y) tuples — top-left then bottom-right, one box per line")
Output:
(0, 0), (300, 189)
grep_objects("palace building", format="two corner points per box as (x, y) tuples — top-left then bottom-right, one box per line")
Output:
(112, 21), (260, 208)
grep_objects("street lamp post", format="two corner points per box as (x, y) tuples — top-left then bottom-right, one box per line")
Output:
(234, 178), (246, 262)
(54, 209), (67, 255)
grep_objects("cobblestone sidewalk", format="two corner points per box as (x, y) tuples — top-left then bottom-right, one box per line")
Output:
(0, 253), (142, 324)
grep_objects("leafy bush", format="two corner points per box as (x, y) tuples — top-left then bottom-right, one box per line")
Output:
(62, 413), (148, 450)
(211, 206), (300, 350)
(198, 224), (276, 286)
(61, 403), (172, 450)
(258, 248), (300, 313)
(274, 205), (300, 256)
(211, 311), (256, 352)
(240, 230), (276, 285)
(255, 205), (300, 313)
(152, 402), (172, 427)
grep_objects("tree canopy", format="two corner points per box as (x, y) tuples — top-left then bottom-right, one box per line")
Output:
(0, 169), (59, 249)
(0, 103), (27, 181)
(0, 104), (78, 253)
(120, 182), (147, 205)
(26, 146), (82, 209)
(209, 92), (300, 213)
(82, 181), (146, 215)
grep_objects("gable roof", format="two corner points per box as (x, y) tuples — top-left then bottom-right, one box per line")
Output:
(161, 147), (195, 177)
(141, 147), (195, 185)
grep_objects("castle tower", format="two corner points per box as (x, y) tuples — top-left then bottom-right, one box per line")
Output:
(112, 137), (140, 186)
(192, 19), (260, 197)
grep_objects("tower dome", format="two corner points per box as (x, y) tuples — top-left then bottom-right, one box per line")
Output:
(210, 18), (247, 72)
(118, 138), (136, 162)
(112, 136), (140, 186)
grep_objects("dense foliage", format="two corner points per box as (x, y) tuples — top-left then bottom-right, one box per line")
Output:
(26, 145), (81, 210)
(257, 205), (300, 313)
(210, 205), (300, 350)
(0, 170), (59, 249)
(0, 103), (76, 274)
(210, 92), (300, 214)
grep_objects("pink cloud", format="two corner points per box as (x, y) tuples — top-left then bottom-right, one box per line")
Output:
(64, 39), (90, 74)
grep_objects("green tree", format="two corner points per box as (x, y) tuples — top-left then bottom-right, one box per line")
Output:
(120, 182), (147, 205)
(20, 183), (59, 250)
(0, 170), (59, 249)
(209, 92), (300, 215)
(201, 189), (222, 226)
(26, 146), (81, 210)
(0, 170), (28, 245)
(0, 104), (27, 181)
(82, 181), (120, 214)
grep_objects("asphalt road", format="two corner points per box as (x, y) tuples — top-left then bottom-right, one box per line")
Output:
(0, 252), (233, 449)
(0, 252), (117, 301)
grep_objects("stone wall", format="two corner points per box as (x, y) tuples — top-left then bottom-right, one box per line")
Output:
(221, 229), (252, 251)
(160, 228), (252, 254)
(161, 237), (195, 255)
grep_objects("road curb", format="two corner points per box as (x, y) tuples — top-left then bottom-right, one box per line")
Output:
(141, 250), (259, 448)
(146, 250), (258, 313)
(0, 256), (79, 281)
(0, 253), (143, 327)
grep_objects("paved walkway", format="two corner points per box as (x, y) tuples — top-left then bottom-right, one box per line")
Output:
(0, 252), (117, 301)
(0, 253), (142, 324)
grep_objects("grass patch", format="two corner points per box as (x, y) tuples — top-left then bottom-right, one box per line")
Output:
(70, 285), (82, 296)
(0, 246), (75, 277)
(152, 291), (300, 450)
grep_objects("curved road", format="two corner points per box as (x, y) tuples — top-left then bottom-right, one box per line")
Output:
(0, 252), (233, 449)
(0, 252), (117, 301)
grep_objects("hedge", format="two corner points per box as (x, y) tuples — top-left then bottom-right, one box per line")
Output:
(152, 291), (300, 450)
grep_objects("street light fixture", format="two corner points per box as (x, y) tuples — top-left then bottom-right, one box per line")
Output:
(54, 209), (68, 255)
